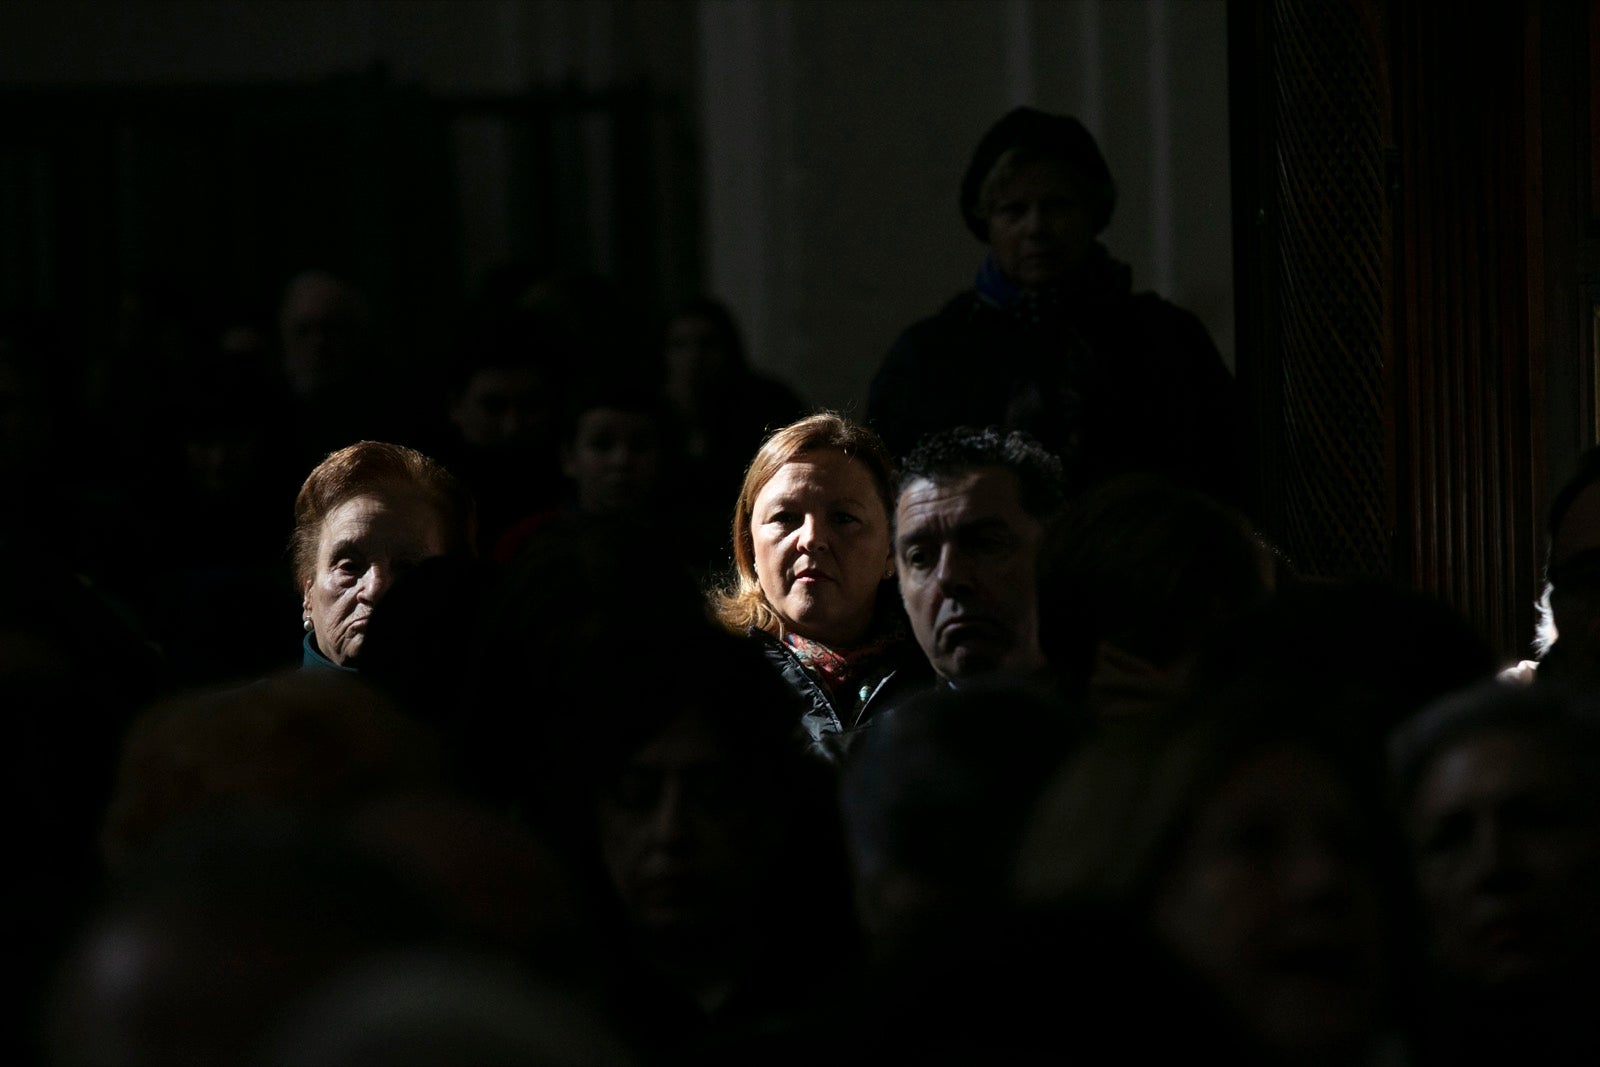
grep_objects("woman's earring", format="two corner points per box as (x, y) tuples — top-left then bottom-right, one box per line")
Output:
(303, 617), (314, 633)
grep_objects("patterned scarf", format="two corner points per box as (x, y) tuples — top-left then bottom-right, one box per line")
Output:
(783, 628), (903, 711)
(972, 244), (1131, 325)
(975, 252), (1062, 327)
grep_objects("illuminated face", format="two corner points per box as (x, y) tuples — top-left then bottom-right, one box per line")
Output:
(301, 488), (450, 667)
(749, 450), (895, 648)
(895, 468), (1047, 682)
(985, 158), (1097, 290)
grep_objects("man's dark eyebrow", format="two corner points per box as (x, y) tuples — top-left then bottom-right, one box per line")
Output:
(896, 528), (934, 549)
(896, 516), (1009, 547)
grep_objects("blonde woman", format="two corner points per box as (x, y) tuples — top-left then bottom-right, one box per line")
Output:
(710, 412), (931, 763)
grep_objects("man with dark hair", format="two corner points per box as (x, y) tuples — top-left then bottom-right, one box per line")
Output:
(892, 425), (1066, 687)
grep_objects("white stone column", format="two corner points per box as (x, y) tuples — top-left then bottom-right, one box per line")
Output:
(694, 0), (797, 378)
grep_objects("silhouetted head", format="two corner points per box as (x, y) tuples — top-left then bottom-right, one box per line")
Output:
(960, 107), (1116, 289)
(1532, 445), (1600, 676)
(839, 677), (1082, 960)
(557, 379), (671, 518)
(661, 295), (751, 413)
(277, 270), (370, 396)
(444, 310), (565, 454)
(1037, 474), (1275, 714)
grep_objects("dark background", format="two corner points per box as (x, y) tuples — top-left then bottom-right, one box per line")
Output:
(1, 0), (1597, 665)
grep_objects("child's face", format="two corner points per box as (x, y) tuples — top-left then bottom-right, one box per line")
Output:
(561, 407), (662, 515)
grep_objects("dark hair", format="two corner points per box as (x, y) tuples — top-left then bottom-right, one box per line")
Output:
(662, 294), (750, 371)
(960, 106), (1116, 241)
(99, 670), (447, 874)
(443, 307), (566, 398)
(354, 554), (504, 740)
(1037, 474), (1273, 700)
(290, 441), (476, 589)
(897, 425), (1068, 523)
(1015, 693), (1393, 915)
(566, 624), (811, 792)
(454, 512), (708, 813)
(1546, 445), (1600, 558)
(1193, 578), (1495, 744)
(556, 377), (668, 448)
(1527, 446), (1600, 658)
(525, 616), (856, 964)
(841, 677), (1083, 891)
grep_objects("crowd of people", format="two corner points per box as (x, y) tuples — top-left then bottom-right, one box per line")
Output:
(5, 107), (1599, 1066)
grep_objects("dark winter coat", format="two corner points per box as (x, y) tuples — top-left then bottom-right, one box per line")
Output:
(867, 244), (1241, 506)
(755, 630), (934, 766)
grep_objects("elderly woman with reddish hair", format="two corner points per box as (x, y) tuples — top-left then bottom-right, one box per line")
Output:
(292, 441), (476, 671)
(709, 412), (931, 763)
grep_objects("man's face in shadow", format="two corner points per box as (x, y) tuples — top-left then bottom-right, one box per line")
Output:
(894, 467), (1048, 682)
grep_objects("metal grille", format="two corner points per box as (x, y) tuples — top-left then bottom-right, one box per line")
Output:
(1267, 0), (1391, 580)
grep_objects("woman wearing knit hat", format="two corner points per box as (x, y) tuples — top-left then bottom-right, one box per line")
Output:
(866, 106), (1241, 508)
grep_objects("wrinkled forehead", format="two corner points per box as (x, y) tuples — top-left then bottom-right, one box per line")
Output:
(318, 487), (446, 549)
(896, 467), (1033, 527)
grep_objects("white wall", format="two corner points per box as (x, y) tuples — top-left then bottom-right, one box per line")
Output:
(0, 0), (1232, 410)
(696, 0), (1234, 413)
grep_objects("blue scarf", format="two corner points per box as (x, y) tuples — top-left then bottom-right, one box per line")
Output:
(975, 252), (1035, 307)
(972, 243), (1132, 323)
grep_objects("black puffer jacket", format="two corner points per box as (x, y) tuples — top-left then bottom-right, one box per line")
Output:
(755, 631), (934, 766)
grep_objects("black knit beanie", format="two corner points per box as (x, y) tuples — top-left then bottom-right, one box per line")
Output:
(959, 106), (1116, 242)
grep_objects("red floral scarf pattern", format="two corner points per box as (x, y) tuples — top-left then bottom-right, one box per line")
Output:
(782, 629), (902, 711)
